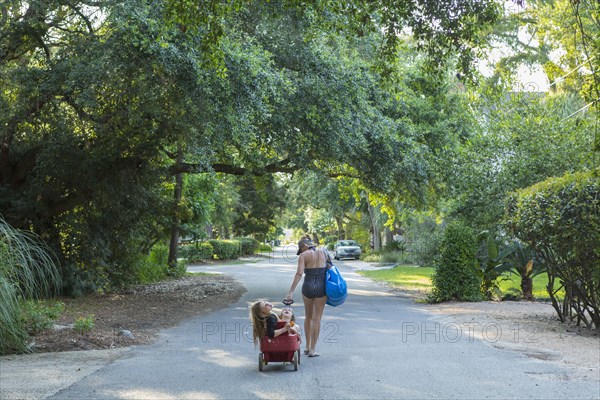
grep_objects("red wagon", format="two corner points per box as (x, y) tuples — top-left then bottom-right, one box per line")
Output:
(258, 321), (301, 371)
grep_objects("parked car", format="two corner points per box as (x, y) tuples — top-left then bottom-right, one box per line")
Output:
(333, 240), (361, 260)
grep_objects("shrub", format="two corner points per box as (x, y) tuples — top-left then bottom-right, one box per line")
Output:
(258, 243), (272, 252)
(428, 221), (482, 303)
(384, 240), (407, 253)
(0, 217), (61, 354)
(234, 238), (259, 255)
(20, 300), (64, 335)
(170, 259), (187, 278)
(74, 315), (94, 335)
(381, 251), (406, 264)
(360, 251), (382, 262)
(209, 239), (241, 259)
(506, 169), (600, 328)
(475, 232), (513, 300)
(137, 243), (170, 283)
(323, 235), (339, 246)
(362, 249), (407, 264)
(148, 243), (169, 266)
(404, 217), (444, 267)
(179, 242), (214, 262)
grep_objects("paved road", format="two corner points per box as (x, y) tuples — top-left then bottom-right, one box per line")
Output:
(10, 246), (600, 399)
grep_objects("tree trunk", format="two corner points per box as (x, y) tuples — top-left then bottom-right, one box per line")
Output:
(366, 192), (381, 251)
(521, 275), (534, 301)
(167, 150), (184, 271)
(383, 226), (393, 249)
(312, 232), (320, 245)
(335, 217), (345, 239)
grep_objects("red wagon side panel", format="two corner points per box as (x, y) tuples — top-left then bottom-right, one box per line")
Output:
(260, 333), (301, 362)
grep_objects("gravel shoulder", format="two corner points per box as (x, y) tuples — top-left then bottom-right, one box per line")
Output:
(387, 284), (600, 383)
(359, 264), (599, 384)
(422, 299), (600, 382)
(0, 272), (247, 400)
(29, 273), (247, 353)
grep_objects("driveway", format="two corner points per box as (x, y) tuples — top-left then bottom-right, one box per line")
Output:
(2, 246), (598, 399)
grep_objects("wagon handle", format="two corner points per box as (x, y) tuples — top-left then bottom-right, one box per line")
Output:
(282, 298), (294, 306)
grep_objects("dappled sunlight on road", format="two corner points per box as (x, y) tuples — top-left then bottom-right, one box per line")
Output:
(252, 383), (295, 400)
(347, 288), (395, 297)
(109, 389), (219, 399)
(343, 275), (370, 283)
(257, 266), (298, 273)
(196, 349), (253, 368)
(252, 389), (290, 399)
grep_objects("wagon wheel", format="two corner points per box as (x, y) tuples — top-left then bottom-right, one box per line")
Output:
(297, 349), (301, 365)
(293, 352), (298, 371)
(258, 353), (264, 371)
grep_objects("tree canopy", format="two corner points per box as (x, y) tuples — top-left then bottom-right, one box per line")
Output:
(2, 0), (596, 293)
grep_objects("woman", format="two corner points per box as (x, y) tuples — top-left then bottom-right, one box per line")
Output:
(249, 300), (292, 346)
(285, 237), (330, 357)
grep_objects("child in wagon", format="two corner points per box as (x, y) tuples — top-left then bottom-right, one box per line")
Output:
(250, 301), (300, 345)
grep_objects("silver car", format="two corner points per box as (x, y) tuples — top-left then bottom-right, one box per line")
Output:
(333, 240), (362, 260)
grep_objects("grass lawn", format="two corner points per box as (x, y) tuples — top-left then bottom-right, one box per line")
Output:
(497, 272), (557, 300)
(358, 265), (557, 300)
(358, 265), (434, 293)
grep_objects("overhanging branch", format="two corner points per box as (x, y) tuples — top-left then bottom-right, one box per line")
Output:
(168, 158), (299, 176)
(168, 158), (362, 180)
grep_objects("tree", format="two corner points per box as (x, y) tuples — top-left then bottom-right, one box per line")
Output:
(179, 174), (219, 242)
(494, 239), (546, 301)
(161, 0), (501, 79)
(521, 0), (599, 103)
(1, 1), (291, 286)
(284, 171), (357, 239)
(231, 175), (286, 241)
(0, 0), (504, 292)
(447, 92), (596, 231)
(480, 0), (599, 154)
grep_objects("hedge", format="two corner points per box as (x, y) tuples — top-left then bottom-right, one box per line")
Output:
(179, 242), (214, 262)
(233, 238), (259, 256)
(506, 169), (599, 329)
(208, 239), (242, 260)
(180, 238), (260, 261)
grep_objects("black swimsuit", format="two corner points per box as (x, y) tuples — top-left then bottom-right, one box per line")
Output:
(302, 267), (327, 298)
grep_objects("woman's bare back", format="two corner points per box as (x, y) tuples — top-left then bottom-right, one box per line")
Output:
(301, 249), (326, 269)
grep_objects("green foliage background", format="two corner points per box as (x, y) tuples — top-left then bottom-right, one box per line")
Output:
(506, 169), (600, 328)
(0, 0), (598, 332)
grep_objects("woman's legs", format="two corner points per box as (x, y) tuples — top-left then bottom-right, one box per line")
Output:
(302, 295), (327, 355)
(303, 296), (314, 353)
(308, 296), (327, 355)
